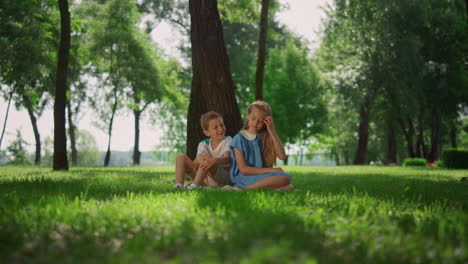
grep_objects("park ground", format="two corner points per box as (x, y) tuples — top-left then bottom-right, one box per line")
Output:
(0, 165), (467, 263)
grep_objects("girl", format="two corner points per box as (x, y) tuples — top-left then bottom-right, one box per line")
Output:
(230, 101), (293, 190)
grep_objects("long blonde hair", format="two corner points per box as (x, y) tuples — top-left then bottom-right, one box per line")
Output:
(243, 101), (276, 167)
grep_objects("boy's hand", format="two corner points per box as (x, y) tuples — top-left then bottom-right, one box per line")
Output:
(199, 157), (216, 170)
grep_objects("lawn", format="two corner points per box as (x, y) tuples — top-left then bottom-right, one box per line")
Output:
(0, 165), (467, 263)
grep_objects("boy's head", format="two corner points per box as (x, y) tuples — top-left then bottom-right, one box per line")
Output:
(200, 111), (226, 140)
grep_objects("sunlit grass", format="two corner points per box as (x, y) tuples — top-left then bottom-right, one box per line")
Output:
(0, 165), (467, 263)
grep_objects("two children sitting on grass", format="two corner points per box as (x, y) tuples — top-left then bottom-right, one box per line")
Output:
(174, 100), (293, 190)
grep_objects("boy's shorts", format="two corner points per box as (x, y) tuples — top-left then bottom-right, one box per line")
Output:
(188, 166), (230, 186)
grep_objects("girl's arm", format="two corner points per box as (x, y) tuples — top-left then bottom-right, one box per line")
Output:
(264, 116), (287, 160)
(234, 148), (282, 175)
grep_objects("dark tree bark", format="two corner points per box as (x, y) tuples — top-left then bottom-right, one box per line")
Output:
(187, 0), (243, 159)
(0, 87), (16, 150)
(53, 0), (70, 170)
(255, 0), (270, 100)
(133, 110), (141, 165)
(334, 151), (340, 166)
(450, 123), (457, 148)
(399, 117), (416, 158)
(26, 104), (41, 165)
(386, 125), (397, 163)
(415, 113), (427, 158)
(353, 100), (370, 164)
(67, 100), (78, 166)
(344, 150), (350, 165)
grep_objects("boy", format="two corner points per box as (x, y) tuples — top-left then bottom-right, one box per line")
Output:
(174, 111), (231, 189)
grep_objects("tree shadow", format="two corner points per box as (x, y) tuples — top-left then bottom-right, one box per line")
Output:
(289, 168), (468, 209)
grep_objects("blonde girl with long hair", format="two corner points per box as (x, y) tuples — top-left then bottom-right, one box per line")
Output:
(229, 101), (293, 189)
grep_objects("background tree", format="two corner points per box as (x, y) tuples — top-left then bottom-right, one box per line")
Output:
(6, 130), (32, 165)
(0, 0), (57, 165)
(53, 0), (71, 170)
(263, 41), (327, 164)
(254, 0), (270, 100)
(88, 0), (138, 166)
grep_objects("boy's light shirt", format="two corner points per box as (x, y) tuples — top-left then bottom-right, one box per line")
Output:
(196, 136), (232, 167)
(240, 130), (257, 141)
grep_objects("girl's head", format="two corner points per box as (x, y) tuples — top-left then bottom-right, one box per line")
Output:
(243, 101), (276, 167)
(243, 101), (272, 133)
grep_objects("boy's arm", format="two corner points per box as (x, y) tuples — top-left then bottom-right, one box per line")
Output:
(199, 151), (229, 170)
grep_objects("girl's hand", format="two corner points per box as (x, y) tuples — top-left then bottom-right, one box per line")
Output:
(264, 116), (276, 133)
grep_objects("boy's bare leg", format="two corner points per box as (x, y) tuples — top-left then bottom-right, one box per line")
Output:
(192, 168), (209, 186)
(244, 175), (291, 190)
(192, 165), (218, 186)
(175, 154), (196, 184)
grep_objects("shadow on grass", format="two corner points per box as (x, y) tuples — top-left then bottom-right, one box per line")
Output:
(0, 167), (175, 205)
(291, 169), (468, 209)
(193, 191), (351, 263)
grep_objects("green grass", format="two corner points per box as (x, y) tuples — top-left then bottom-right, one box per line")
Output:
(0, 166), (467, 263)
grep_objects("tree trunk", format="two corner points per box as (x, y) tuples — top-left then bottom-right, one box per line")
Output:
(133, 110), (141, 165)
(450, 123), (457, 148)
(344, 150), (350, 165)
(67, 100), (78, 166)
(353, 100), (370, 164)
(25, 103), (41, 165)
(0, 87), (16, 150)
(399, 117), (416, 158)
(416, 113), (427, 158)
(53, 0), (70, 170)
(428, 111), (438, 162)
(386, 124), (397, 163)
(255, 0), (270, 100)
(334, 151), (340, 166)
(104, 91), (118, 167)
(187, 0), (243, 159)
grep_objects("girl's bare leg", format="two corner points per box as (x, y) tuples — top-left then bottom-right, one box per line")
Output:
(244, 175), (290, 190)
(175, 154), (196, 184)
(275, 184), (294, 190)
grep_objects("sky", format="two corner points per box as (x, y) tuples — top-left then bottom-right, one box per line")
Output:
(0, 0), (332, 153)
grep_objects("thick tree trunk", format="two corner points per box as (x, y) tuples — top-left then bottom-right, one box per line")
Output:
(386, 124), (397, 163)
(26, 104), (41, 165)
(67, 100), (78, 166)
(187, 0), (243, 159)
(53, 0), (70, 170)
(255, 0), (270, 100)
(0, 87), (15, 150)
(133, 110), (141, 165)
(353, 101), (370, 164)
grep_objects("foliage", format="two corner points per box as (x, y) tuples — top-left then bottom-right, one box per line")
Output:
(263, 41), (328, 145)
(6, 130), (32, 165)
(72, 130), (101, 166)
(403, 158), (427, 167)
(0, 166), (467, 263)
(442, 149), (468, 169)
